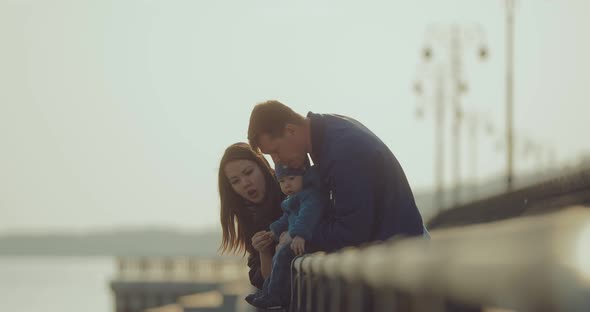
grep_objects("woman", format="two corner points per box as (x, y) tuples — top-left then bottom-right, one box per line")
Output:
(218, 142), (284, 289)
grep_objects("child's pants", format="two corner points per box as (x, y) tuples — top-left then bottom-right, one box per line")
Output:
(262, 243), (297, 305)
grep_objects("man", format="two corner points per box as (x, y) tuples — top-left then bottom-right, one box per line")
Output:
(248, 100), (426, 252)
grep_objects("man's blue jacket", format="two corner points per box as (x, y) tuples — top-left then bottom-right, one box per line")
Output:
(308, 112), (425, 252)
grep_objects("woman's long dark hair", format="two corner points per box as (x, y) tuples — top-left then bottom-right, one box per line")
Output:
(218, 142), (283, 255)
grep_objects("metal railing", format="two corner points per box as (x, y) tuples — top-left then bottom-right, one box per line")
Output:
(114, 256), (248, 282)
(110, 257), (248, 312)
(290, 207), (590, 312)
(428, 168), (590, 229)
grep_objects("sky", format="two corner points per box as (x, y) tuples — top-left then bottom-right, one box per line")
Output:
(1, 0), (589, 233)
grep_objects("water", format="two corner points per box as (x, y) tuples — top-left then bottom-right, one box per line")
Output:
(0, 257), (115, 312)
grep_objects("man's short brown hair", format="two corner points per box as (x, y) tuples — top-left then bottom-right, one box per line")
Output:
(247, 100), (305, 151)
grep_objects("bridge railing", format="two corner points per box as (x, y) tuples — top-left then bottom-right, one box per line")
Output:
(428, 168), (590, 229)
(290, 207), (590, 312)
(114, 256), (248, 282)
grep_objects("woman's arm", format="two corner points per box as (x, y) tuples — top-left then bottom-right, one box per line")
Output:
(247, 231), (277, 288)
(247, 252), (264, 289)
(259, 250), (273, 279)
(247, 249), (274, 289)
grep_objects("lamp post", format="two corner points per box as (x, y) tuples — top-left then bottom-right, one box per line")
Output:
(461, 109), (498, 199)
(505, 0), (516, 191)
(416, 23), (488, 206)
(414, 65), (446, 209)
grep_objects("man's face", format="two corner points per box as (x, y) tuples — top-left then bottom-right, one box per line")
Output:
(257, 124), (307, 169)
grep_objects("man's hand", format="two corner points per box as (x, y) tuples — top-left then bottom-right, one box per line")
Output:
(251, 231), (274, 254)
(290, 236), (305, 256)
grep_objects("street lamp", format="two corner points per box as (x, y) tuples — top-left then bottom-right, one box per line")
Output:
(416, 23), (489, 206)
(413, 65), (446, 210)
(505, 0), (516, 191)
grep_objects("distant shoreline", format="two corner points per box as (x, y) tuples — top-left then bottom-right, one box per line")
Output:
(0, 229), (233, 258)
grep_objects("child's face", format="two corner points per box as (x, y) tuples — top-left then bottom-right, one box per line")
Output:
(278, 175), (303, 196)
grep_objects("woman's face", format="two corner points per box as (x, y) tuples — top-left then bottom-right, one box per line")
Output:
(224, 159), (266, 204)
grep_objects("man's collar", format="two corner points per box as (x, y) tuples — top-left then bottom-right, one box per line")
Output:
(307, 112), (325, 164)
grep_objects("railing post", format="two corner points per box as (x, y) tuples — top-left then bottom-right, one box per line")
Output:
(328, 278), (342, 312)
(315, 274), (327, 312)
(310, 253), (327, 312)
(372, 286), (395, 312)
(305, 257), (314, 312)
(289, 256), (299, 312)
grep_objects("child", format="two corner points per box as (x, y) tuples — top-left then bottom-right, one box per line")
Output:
(246, 162), (327, 309)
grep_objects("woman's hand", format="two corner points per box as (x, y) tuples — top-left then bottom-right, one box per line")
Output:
(251, 231), (274, 254)
(291, 236), (305, 256)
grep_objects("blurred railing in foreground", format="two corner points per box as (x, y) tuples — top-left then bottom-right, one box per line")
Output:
(291, 207), (590, 312)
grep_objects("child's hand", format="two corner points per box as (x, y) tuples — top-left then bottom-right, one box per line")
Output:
(279, 232), (292, 245)
(276, 232), (292, 252)
(290, 236), (305, 256)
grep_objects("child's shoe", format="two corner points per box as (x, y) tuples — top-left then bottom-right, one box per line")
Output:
(251, 295), (285, 310)
(245, 289), (264, 304)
